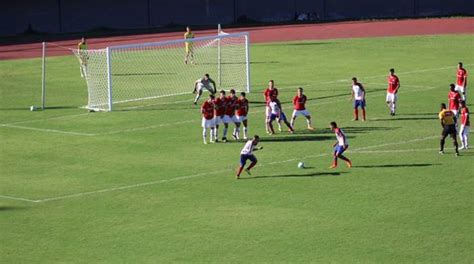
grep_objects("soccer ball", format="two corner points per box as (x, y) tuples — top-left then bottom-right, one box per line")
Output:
(297, 162), (305, 169)
(30, 106), (37, 111)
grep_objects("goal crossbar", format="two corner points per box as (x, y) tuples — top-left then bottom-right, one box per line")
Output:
(110, 32), (249, 50)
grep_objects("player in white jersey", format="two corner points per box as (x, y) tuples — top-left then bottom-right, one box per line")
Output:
(193, 73), (216, 104)
(329, 121), (352, 169)
(236, 135), (263, 179)
(350, 77), (366, 121)
(267, 97), (294, 134)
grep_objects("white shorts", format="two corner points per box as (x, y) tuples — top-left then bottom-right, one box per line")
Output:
(223, 115), (235, 123)
(197, 83), (214, 93)
(265, 106), (271, 118)
(451, 109), (459, 117)
(292, 109), (311, 118)
(386, 93), (397, 103)
(214, 116), (224, 125)
(201, 118), (215, 128)
(235, 115), (247, 122)
(455, 85), (466, 94)
(459, 125), (470, 136)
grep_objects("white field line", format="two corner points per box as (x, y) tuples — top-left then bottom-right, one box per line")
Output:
(0, 112), (90, 126)
(0, 134), (440, 203)
(0, 195), (40, 203)
(0, 124), (95, 136)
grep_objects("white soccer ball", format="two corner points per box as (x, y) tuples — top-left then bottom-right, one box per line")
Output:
(30, 106), (37, 111)
(298, 162), (305, 169)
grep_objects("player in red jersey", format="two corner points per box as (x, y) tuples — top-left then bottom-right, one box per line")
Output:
(221, 89), (238, 142)
(459, 101), (470, 150)
(234, 92), (250, 140)
(455, 62), (468, 102)
(448, 83), (461, 118)
(290, 87), (314, 130)
(213, 90), (227, 142)
(263, 80), (281, 132)
(201, 94), (216, 144)
(386, 68), (400, 116)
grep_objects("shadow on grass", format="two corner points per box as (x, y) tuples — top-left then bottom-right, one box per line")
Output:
(371, 117), (436, 121)
(241, 171), (346, 180)
(260, 135), (333, 142)
(315, 126), (399, 135)
(0, 206), (27, 211)
(354, 163), (440, 168)
(403, 112), (437, 116)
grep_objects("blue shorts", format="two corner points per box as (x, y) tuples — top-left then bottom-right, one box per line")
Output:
(333, 145), (348, 155)
(354, 99), (366, 109)
(240, 154), (257, 166)
(269, 112), (287, 122)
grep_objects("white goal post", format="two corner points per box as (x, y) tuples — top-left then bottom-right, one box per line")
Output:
(41, 28), (250, 111)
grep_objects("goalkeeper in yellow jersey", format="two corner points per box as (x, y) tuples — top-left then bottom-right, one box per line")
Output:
(184, 26), (194, 64)
(78, 37), (88, 78)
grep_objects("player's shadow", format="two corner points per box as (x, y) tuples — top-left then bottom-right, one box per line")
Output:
(404, 112), (437, 116)
(242, 171), (346, 179)
(354, 163), (440, 168)
(371, 117), (436, 121)
(260, 135), (333, 142)
(315, 127), (399, 134)
(0, 206), (27, 212)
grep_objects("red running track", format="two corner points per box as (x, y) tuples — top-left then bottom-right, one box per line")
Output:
(0, 18), (473, 60)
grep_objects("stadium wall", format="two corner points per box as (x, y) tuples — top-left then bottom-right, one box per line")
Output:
(2, 0), (473, 36)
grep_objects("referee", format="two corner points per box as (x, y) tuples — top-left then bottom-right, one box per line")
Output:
(438, 103), (459, 156)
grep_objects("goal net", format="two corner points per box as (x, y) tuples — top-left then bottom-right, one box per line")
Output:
(69, 30), (250, 111)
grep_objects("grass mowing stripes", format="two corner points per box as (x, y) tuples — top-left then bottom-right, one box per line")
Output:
(0, 34), (473, 263)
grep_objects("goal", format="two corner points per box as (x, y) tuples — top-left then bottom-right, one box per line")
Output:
(41, 29), (250, 111)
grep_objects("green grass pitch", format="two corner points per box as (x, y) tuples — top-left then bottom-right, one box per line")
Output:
(0, 34), (473, 263)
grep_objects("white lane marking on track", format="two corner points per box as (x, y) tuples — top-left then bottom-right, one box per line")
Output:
(0, 135), (441, 203)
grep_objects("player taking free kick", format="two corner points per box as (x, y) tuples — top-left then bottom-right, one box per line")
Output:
(386, 68), (400, 116)
(350, 77), (366, 121)
(291, 87), (314, 130)
(329, 121), (352, 169)
(236, 135), (262, 179)
(193, 74), (216, 104)
(201, 94), (216, 144)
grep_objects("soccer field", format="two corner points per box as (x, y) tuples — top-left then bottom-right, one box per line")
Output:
(1, 34), (473, 263)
